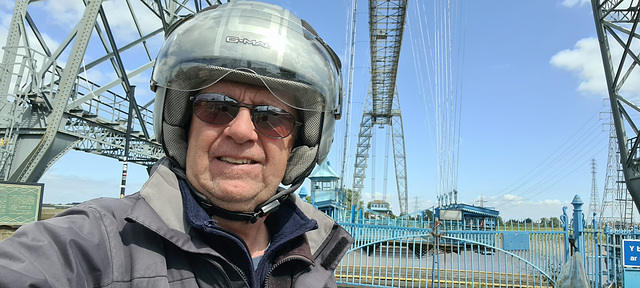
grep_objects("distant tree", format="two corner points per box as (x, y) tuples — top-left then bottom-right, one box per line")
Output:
(549, 217), (561, 228)
(505, 219), (518, 227)
(342, 188), (363, 209)
(540, 217), (549, 227)
(423, 209), (434, 221)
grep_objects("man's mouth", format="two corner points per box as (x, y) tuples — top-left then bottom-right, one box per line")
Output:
(218, 156), (256, 165)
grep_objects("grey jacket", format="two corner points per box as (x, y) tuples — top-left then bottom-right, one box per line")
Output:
(0, 161), (353, 287)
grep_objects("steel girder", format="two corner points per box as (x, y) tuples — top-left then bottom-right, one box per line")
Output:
(3, 0), (105, 182)
(353, 92), (373, 208)
(369, 0), (407, 119)
(591, 0), (640, 214)
(0, 1), (223, 183)
(352, 89), (408, 215)
(390, 93), (408, 215)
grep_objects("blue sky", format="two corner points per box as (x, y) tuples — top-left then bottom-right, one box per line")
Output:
(1, 0), (636, 221)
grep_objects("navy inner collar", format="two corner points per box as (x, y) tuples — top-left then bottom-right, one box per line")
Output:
(177, 178), (317, 244)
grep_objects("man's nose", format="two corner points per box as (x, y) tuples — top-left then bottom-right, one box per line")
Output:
(224, 107), (259, 142)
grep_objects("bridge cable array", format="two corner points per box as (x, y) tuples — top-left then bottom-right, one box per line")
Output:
(408, 0), (467, 207)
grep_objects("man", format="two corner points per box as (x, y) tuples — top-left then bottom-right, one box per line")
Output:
(0, 1), (353, 287)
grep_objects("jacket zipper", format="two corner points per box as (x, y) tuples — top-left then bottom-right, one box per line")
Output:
(203, 220), (256, 286)
(263, 255), (313, 288)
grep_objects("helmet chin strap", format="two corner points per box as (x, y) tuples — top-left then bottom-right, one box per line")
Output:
(170, 164), (303, 224)
(190, 180), (302, 224)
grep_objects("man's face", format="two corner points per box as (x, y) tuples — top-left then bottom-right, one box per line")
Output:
(186, 80), (297, 212)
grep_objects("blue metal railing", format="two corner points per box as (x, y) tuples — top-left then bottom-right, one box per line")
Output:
(336, 225), (558, 287)
(334, 194), (640, 287)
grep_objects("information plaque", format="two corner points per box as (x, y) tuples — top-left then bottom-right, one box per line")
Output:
(0, 181), (44, 226)
(623, 239), (640, 268)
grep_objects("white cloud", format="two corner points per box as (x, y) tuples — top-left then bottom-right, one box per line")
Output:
(40, 172), (121, 204)
(540, 199), (564, 206)
(45, 0), (85, 28)
(102, 0), (163, 42)
(551, 37), (640, 101)
(129, 71), (156, 102)
(78, 66), (112, 91)
(0, 5), (63, 97)
(0, 0), (14, 11)
(503, 194), (523, 202)
(561, 0), (590, 8)
(0, 1), (13, 48)
(39, 171), (148, 204)
(495, 197), (569, 221)
(31, 0), (163, 62)
(39, 151), (149, 204)
(550, 37), (607, 96)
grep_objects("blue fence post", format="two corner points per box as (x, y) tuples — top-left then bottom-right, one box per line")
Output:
(604, 224), (615, 283)
(350, 205), (356, 223)
(561, 206), (570, 262)
(593, 213), (600, 288)
(572, 195), (585, 257)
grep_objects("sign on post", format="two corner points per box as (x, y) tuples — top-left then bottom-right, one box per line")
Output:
(439, 209), (462, 221)
(622, 239), (640, 268)
(0, 181), (44, 226)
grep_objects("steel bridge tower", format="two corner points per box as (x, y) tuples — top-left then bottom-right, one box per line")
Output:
(599, 116), (634, 227)
(352, 0), (409, 215)
(0, 0), (224, 183)
(591, 0), (640, 214)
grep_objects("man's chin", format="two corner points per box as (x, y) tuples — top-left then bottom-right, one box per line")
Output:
(208, 190), (272, 212)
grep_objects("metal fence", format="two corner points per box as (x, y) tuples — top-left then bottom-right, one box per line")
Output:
(335, 195), (639, 287)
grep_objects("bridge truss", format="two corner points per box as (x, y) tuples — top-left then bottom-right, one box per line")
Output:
(591, 0), (640, 214)
(0, 0), (226, 183)
(352, 0), (409, 215)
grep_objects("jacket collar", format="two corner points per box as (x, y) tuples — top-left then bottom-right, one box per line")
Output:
(136, 158), (190, 233)
(177, 175), (319, 257)
(126, 158), (352, 271)
(127, 159), (319, 255)
(125, 159), (217, 255)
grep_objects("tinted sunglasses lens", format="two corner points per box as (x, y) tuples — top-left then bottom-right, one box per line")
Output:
(193, 99), (239, 125)
(253, 107), (296, 138)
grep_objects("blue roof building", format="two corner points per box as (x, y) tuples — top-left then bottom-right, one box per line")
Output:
(298, 186), (308, 200)
(435, 203), (499, 230)
(369, 199), (392, 216)
(309, 161), (346, 220)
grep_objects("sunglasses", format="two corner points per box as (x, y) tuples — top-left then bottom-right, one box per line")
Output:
(192, 93), (301, 139)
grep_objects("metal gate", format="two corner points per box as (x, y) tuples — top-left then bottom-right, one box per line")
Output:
(336, 224), (560, 287)
(335, 195), (640, 287)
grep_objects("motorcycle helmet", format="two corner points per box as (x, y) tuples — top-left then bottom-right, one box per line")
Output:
(150, 1), (342, 222)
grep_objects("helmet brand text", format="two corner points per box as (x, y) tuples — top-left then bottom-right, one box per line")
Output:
(226, 36), (271, 49)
